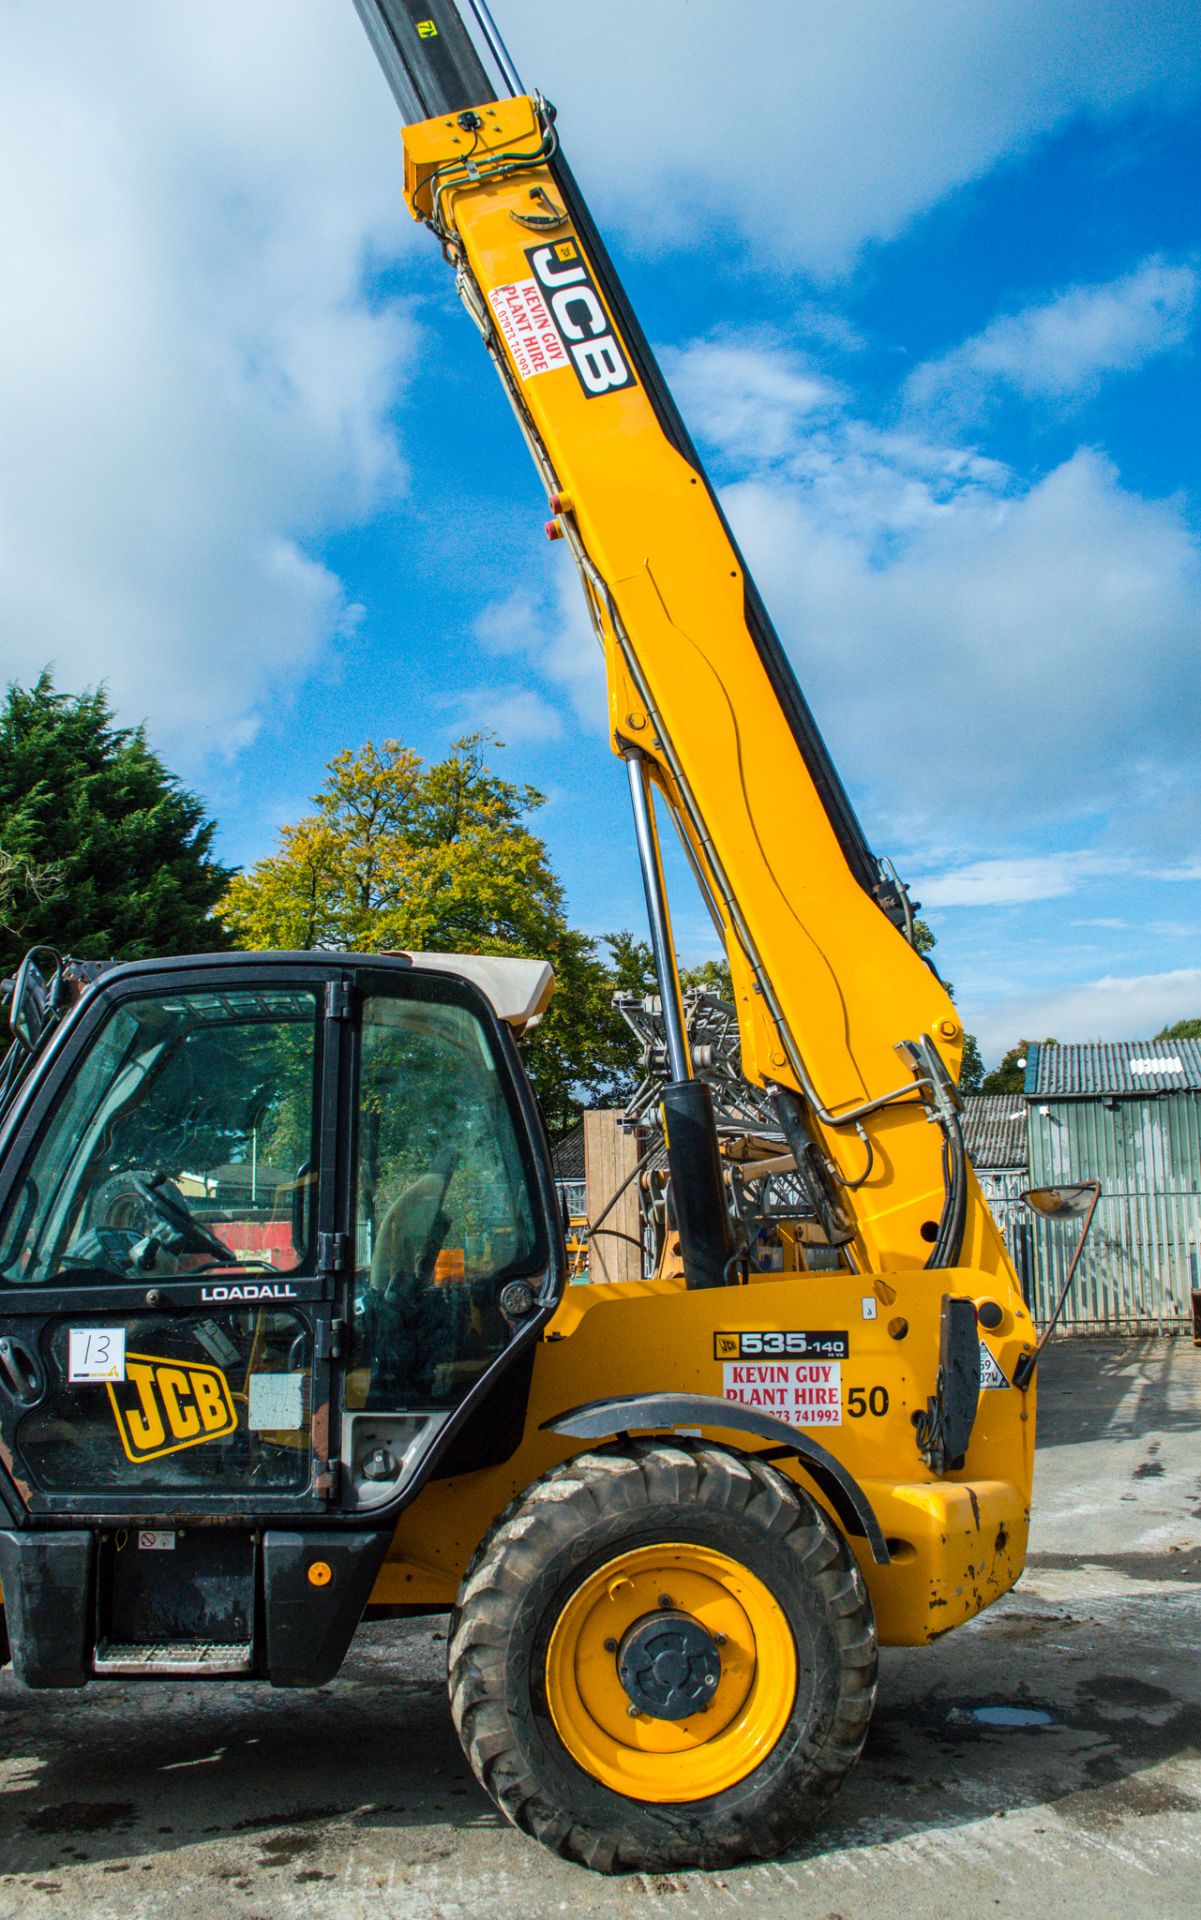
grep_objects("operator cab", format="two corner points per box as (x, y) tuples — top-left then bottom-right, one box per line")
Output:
(0, 950), (561, 1685)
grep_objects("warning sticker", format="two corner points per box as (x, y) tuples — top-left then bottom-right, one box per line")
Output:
(979, 1341), (1010, 1390)
(248, 1370), (306, 1432)
(487, 278), (570, 383)
(723, 1360), (842, 1426)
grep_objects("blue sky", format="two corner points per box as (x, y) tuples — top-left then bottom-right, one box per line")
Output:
(0, 1), (1198, 1060)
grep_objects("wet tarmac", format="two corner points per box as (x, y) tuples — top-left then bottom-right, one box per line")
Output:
(2, 1335), (1199, 1917)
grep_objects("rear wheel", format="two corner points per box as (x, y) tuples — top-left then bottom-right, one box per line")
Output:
(448, 1440), (877, 1873)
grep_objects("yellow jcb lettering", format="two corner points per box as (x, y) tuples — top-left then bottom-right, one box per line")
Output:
(192, 1370), (230, 1433)
(157, 1367), (200, 1440)
(123, 1362), (166, 1453)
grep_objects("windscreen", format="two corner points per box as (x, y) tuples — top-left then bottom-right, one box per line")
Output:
(0, 987), (320, 1287)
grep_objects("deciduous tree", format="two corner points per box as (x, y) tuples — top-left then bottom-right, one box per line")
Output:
(220, 735), (626, 1134)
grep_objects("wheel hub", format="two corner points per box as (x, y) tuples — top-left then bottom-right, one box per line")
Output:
(617, 1610), (722, 1721)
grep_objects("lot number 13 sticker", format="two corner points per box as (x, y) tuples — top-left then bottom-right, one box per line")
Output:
(68, 1326), (126, 1382)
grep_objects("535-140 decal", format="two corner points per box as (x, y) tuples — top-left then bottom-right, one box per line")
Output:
(714, 1329), (849, 1360)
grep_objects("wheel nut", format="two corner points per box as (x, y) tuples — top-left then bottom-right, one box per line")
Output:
(714, 1632), (727, 1646)
(627, 1704), (640, 1718)
(603, 1637), (618, 1653)
(657, 1593), (673, 1609)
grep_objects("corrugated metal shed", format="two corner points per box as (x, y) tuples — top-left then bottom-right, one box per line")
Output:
(962, 1094), (1026, 1170)
(1026, 1038), (1201, 1097)
(962, 1095), (1031, 1287)
(1025, 1041), (1201, 1334)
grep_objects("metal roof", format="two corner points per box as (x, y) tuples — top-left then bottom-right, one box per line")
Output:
(551, 1121), (584, 1180)
(1025, 1039), (1201, 1098)
(962, 1094), (1027, 1170)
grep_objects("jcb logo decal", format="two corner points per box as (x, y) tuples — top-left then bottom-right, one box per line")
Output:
(107, 1354), (237, 1464)
(525, 240), (636, 398)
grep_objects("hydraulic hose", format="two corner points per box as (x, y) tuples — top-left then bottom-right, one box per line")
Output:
(924, 1107), (968, 1270)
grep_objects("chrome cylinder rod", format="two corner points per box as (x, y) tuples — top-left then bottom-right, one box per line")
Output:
(463, 0), (524, 96)
(625, 753), (691, 1085)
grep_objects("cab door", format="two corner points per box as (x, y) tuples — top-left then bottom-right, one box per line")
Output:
(0, 963), (347, 1526)
(338, 965), (558, 1513)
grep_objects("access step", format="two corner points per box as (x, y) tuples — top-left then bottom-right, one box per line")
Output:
(93, 1640), (254, 1677)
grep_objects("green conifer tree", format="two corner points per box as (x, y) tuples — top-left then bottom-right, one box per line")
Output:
(0, 672), (230, 976)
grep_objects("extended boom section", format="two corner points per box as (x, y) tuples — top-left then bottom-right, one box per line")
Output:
(357, 1), (1015, 1289)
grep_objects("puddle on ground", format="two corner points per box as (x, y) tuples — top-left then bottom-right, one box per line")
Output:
(951, 1705), (1056, 1729)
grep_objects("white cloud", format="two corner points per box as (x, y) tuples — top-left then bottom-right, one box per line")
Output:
(969, 966), (1201, 1057)
(494, 0), (1201, 272)
(906, 259), (1198, 421)
(438, 686), (564, 747)
(673, 328), (1201, 850)
(914, 853), (1116, 908)
(0, 1), (418, 760)
(734, 442), (1201, 846)
(661, 340), (840, 465)
(497, 321), (1201, 862)
(472, 591), (541, 659)
(471, 575), (606, 733)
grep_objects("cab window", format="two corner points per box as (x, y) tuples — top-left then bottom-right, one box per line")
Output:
(0, 986), (320, 1287)
(350, 988), (543, 1410)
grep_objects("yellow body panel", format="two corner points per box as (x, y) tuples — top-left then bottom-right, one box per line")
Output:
(371, 1269), (1036, 1647)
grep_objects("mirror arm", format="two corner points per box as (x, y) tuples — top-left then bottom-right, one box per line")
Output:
(1013, 1180), (1101, 1390)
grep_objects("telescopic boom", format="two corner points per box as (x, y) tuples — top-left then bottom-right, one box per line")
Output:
(352, 0), (1016, 1295)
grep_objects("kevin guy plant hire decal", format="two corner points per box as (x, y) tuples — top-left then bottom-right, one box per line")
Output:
(716, 1330), (850, 1427)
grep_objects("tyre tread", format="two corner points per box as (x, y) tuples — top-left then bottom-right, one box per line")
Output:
(448, 1440), (877, 1873)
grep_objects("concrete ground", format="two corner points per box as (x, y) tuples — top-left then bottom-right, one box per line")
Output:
(2, 1336), (1199, 1919)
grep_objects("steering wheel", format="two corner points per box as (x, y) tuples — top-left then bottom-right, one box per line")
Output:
(130, 1172), (233, 1263)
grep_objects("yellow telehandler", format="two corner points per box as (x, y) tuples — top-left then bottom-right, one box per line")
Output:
(0, 0), (1040, 1874)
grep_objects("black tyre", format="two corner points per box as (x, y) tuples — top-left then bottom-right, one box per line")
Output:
(448, 1440), (877, 1873)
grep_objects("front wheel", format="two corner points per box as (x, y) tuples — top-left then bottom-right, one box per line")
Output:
(447, 1441), (877, 1873)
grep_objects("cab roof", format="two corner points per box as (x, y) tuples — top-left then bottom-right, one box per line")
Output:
(381, 951), (555, 1031)
(85, 950), (557, 1034)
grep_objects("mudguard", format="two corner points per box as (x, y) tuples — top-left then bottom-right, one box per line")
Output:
(543, 1390), (890, 1564)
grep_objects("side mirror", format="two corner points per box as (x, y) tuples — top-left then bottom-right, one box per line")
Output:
(1013, 1179), (1101, 1389)
(1021, 1183), (1098, 1220)
(8, 952), (47, 1054)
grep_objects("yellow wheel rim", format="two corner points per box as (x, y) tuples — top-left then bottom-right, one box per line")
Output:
(544, 1542), (797, 1804)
